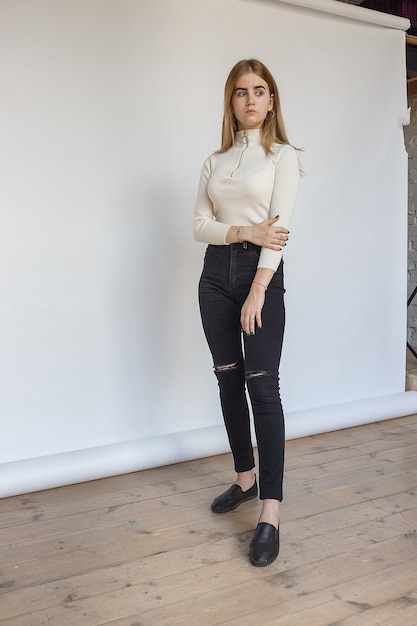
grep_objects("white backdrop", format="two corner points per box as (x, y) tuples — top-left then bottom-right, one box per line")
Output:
(0, 0), (414, 497)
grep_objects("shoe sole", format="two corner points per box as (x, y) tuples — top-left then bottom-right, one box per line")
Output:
(250, 552), (279, 567)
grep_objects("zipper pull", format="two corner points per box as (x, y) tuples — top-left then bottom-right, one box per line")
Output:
(231, 132), (249, 177)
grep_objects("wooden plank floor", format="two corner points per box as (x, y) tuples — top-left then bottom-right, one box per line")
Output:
(1, 414), (417, 626)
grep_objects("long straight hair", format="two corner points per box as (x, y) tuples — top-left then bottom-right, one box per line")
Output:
(219, 59), (291, 155)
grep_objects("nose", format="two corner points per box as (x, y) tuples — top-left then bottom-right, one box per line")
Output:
(246, 91), (255, 105)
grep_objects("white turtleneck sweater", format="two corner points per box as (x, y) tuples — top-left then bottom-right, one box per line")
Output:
(193, 129), (300, 271)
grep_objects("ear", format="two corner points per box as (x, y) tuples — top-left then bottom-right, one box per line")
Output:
(269, 93), (274, 111)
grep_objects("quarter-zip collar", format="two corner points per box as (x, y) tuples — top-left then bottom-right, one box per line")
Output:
(230, 129), (262, 177)
(235, 129), (263, 147)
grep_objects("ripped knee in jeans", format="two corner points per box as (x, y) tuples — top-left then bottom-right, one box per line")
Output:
(214, 362), (239, 373)
(246, 370), (272, 379)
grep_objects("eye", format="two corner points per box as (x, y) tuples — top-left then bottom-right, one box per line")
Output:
(236, 90), (246, 97)
(255, 90), (265, 97)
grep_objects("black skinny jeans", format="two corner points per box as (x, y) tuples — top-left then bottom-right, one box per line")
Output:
(198, 242), (286, 501)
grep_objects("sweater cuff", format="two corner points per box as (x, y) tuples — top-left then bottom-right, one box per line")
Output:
(257, 247), (283, 272)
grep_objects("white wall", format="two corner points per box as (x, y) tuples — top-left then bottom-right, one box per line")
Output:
(0, 0), (414, 497)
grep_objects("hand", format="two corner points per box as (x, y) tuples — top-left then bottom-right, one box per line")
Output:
(241, 283), (266, 335)
(245, 217), (289, 250)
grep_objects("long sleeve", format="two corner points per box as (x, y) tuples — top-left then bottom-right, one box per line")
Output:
(258, 144), (300, 271)
(193, 156), (231, 245)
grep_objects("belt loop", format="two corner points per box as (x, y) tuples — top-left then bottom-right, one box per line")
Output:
(243, 241), (248, 249)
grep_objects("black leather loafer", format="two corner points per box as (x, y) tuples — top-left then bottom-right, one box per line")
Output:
(211, 479), (258, 513)
(250, 522), (279, 567)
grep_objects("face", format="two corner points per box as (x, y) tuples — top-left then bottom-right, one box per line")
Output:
(231, 72), (273, 131)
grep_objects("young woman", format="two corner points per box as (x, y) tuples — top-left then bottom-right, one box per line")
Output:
(194, 59), (300, 567)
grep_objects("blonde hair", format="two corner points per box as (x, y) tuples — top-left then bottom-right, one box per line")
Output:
(219, 59), (291, 155)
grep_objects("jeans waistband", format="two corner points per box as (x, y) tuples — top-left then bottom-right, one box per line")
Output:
(229, 241), (261, 252)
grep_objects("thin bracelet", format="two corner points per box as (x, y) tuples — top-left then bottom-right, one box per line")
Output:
(236, 226), (242, 242)
(252, 281), (267, 290)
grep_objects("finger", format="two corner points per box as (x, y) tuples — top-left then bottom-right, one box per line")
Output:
(275, 233), (289, 245)
(270, 236), (283, 249)
(244, 315), (256, 336)
(267, 241), (282, 251)
(241, 314), (251, 336)
(247, 315), (255, 335)
(256, 311), (262, 329)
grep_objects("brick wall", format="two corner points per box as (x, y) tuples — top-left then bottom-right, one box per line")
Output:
(405, 96), (417, 348)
